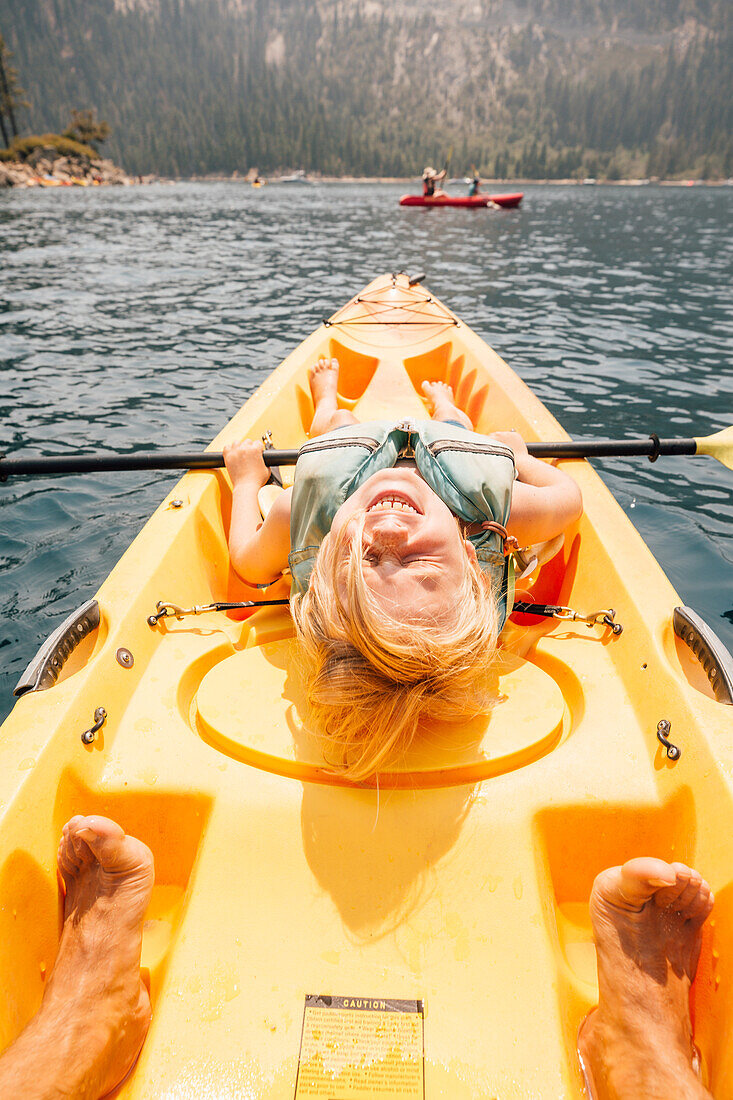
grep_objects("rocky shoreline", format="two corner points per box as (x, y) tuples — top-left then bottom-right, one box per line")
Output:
(0, 145), (136, 188)
(3, 160), (728, 190)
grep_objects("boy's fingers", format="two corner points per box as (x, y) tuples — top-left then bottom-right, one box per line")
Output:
(225, 439), (264, 453)
(223, 440), (267, 472)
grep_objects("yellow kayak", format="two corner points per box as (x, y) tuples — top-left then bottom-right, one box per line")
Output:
(1, 273), (732, 1097)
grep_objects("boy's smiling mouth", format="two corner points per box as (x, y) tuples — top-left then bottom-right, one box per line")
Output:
(366, 493), (423, 515)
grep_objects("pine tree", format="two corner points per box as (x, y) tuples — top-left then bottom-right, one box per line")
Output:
(0, 33), (29, 145)
(62, 108), (110, 152)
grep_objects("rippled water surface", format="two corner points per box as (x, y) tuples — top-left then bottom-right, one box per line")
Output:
(1, 182), (731, 717)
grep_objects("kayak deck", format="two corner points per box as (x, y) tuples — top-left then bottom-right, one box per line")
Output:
(0, 274), (731, 1097)
(400, 192), (524, 208)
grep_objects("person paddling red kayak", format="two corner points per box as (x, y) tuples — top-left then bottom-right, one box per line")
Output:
(421, 165), (447, 198)
(402, 161), (523, 207)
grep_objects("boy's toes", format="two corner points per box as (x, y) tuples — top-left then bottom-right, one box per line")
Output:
(311, 356), (339, 375)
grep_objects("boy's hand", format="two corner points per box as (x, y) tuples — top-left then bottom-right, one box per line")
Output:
(223, 439), (270, 489)
(491, 430), (529, 458)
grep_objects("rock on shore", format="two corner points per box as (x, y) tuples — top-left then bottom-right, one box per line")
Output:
(0, 144), (134, 188)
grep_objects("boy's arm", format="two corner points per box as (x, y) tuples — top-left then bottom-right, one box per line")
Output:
(491, 430), (583, 547)
(223, 440), (292, 584)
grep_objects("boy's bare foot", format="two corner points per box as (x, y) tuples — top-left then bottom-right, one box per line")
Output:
(0, 815), (154, 1100)
(578, 857), (713, 1100)
(308, 357), (357, 436)
(309, 356), (340, 410)
(421, 380), (473, 429)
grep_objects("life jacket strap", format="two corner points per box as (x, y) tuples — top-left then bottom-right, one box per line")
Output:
(480, 520), (520, 555)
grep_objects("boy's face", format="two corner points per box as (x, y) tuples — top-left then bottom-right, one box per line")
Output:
(327, 468), (478, 622)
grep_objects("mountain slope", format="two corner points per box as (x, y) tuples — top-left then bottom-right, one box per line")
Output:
(1, 0), (730, 178)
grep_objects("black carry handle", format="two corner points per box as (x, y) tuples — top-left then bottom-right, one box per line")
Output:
(673, 606), (733, 705)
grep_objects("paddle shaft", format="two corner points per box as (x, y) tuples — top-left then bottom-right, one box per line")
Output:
(0, 437), (700, 478)
(0, 451), (295, 477)
(530, 438), (697, 459)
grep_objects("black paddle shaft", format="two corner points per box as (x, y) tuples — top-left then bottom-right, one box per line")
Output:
(0, 450), (298, 478)
(528, 437), (697, 460)
(0, 437), (698, 479)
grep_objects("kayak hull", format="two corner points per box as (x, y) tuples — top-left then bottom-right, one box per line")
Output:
(400, 192), (523, 208)
(0, 273), (731, 1097)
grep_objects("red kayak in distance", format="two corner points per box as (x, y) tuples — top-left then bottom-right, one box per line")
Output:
(399, 192), (524, 209)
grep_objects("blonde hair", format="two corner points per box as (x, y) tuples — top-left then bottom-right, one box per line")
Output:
(291, 511), (500, 781)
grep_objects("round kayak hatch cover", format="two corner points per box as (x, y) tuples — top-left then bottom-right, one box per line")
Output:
(195, 641), (565, 788)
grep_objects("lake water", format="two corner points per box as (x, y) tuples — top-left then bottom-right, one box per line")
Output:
(1, 181), (731, 719)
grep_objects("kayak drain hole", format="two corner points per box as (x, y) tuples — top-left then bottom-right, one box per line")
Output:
(641, 663), (648, 670)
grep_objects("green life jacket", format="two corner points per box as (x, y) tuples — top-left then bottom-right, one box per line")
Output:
(288, 419), (517, 629)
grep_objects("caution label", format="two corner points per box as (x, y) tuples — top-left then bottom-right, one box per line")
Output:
(294, 994), (425, 1099)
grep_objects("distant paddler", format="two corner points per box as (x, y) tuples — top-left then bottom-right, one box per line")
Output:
(468, 168), (498, 207)
(422, 165), (447, 198)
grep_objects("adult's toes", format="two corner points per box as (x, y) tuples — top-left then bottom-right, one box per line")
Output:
(74, 815), (125, 846)
(685, 884), (714, 924)
(653, 863), (697, 908)
(57, 838), (82, 875)
(611, 857), (677, 908)
(58, 858), (81, 883)
(68, 830), (94, 866)
(669, 873), (706, 914)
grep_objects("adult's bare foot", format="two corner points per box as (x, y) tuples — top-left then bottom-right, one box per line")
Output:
(0, 815), (154, 1100)
(579, 857), (714, 1100)
(308, 357), (357, 436)
(421, 380), (473, 429)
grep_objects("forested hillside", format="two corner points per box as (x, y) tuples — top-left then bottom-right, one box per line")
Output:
(1, 0), (730, 179)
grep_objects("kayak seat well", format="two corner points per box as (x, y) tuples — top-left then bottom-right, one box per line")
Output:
(534, 787), (733, 1095)
(403, 344), (511, 435)
(0, 775), (211, 1054)
(692, 877), (733, 1093)
(53, 771), (211, 1000)
(295, 339), (379, 431)
(0, 849), (57, 1053)
(193, 478), (292, 615)
(192, 641), (570, 787)
(511, 530), (581, 626)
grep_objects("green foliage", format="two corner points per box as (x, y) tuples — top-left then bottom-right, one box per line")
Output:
(62, 107), (109, 150)
(0, 0), (730, 178)
(0, 31), (30, 143)
(5, 133), (98, 160)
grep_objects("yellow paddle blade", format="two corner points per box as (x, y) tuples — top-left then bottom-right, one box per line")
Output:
(695, 425), (733, 471)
